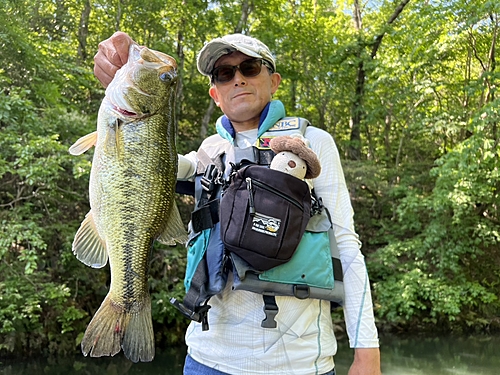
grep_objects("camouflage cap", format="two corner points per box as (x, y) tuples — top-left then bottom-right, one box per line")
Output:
(197, 34), (276, 77)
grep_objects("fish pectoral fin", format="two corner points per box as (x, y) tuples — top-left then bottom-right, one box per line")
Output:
(157, 201), (188, 246)
(69, 131), (98, 155)
(104, 119), (124, 158)
(72, 211), (108, 268)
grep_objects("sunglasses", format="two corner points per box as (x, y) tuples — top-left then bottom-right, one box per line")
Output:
(211, 59), (273, 84)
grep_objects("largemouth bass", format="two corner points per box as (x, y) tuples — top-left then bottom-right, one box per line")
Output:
(69, 44), (187, 362)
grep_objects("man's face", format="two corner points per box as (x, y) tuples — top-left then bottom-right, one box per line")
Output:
(208, 51), (281, 129)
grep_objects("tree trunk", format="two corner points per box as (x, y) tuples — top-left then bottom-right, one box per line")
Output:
(469, 12), (498, 145)
(115, 0), (124, 31)
(77, 0), (91, 63)
(347, 0), (364, 160)
(286, 77), (295, 110)
(348, 58), (365, 160)
(175, 29), (185, 132)
(384, 102), (392, 161)
(200, 100), (216, 139)
(487, 13), (497, 146)
(348, 0), (411, 160)
(235, 0), (252, 33)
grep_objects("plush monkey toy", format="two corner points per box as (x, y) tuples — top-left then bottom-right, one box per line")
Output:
(269, 135), (321, 180)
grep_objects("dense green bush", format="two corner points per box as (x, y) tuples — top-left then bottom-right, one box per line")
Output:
(363, 107), (500, 332)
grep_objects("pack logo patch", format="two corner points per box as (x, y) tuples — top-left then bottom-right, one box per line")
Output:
(251, 212), (281, 237)
(268, 118), (299, 131)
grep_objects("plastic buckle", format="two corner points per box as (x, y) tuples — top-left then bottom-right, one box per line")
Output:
(201, 165), (217, 192)
(196, 304), (212, 331)
(170, 298), (211, 330)
(261, 295), (279, 329)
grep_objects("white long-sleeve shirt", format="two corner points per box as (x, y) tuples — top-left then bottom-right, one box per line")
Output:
(178, 126), (379, 375)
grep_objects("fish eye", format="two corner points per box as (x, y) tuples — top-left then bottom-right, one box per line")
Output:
(159, 72), (170, 81)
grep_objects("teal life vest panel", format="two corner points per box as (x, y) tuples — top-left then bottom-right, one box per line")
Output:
(170, 117), (344, 330)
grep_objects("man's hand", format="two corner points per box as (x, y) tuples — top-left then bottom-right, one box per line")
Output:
(348, 348), (381, 375)
(93, 31), (134, 87)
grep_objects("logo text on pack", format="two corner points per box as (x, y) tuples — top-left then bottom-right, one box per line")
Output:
(251, 212), (281, 237)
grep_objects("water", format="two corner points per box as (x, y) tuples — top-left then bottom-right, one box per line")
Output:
(1, 335), (499, 374)
(376, 335), (500, 375)
(0, 347), (187, 375)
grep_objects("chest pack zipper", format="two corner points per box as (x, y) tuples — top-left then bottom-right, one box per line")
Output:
(245, 176), (305, 214)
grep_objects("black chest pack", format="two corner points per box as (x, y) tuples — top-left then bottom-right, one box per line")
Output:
(221, 165), (312, 271)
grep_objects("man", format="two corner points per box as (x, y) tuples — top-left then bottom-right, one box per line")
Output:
(94, 31), (381, 375)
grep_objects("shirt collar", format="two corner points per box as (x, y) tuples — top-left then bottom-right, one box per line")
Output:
(215, 100), (286, 143)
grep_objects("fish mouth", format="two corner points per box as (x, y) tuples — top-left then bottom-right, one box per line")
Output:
(106, 86), (152, 119)
(113, 105), (139, 118)
(106, 98), (141, 119)
(111, 95), (144, 118)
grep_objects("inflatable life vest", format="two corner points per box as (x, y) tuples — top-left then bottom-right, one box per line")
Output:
(171, 117), (344, 330)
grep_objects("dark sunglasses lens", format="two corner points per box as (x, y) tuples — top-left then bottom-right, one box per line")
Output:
(214, 66), (235, 83)
(213, 60), (263, 83)
(240, 60), (262, 77)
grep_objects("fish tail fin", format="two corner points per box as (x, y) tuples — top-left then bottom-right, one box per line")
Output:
(122, 295), (155, 363)
(81, 293), (154, 362)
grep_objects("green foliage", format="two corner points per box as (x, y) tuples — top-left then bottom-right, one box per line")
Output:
(0, 92), (91, 355)
(366, 105), (500, 331)
(0, 7), (95, 356)
(149, 244), (190, 346)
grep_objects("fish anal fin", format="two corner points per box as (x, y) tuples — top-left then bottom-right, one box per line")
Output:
(69, 131), (98, 155)
(72, 211), (108, 268)
(157, 201), (188, 246)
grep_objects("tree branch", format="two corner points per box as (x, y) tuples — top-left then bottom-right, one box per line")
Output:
(469, 28), (487, 72)
(371, 0), (411, 58)
(0, 186), (45, 208)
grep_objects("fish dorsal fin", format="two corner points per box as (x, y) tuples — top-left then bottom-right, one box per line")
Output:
(72, 211), (108, 268)
(69, 131), (98, 155)
(157, 202), (188, 246)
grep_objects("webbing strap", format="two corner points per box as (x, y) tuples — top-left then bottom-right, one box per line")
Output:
(253, 148), (275, 166)
(196, 148), (223, 174)
(232, 147), (275, 170)
(333, 257), (343, 282)
(197, 149), (225, 201)
(170, 258), (211, 331)
(191, 199), (220, 233)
